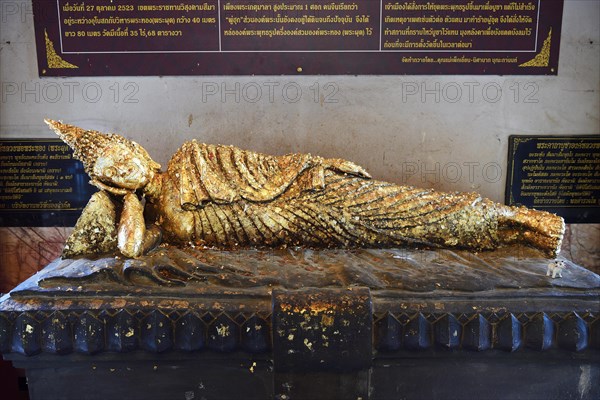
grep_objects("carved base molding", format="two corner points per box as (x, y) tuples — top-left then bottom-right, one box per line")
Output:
(1, 247), (599, 399)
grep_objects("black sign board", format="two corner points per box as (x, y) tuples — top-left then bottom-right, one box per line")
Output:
(506, 136), (600, 223)
(33, 0), (564, 76)
(0, 139), (96, 227)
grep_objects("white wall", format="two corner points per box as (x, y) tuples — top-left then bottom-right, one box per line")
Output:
(1, 0), (598, 204)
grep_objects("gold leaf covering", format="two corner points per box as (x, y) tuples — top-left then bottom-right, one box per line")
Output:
(47, 120), (565, 258)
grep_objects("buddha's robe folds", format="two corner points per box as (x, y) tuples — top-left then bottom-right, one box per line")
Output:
(150, 141), (564, 256)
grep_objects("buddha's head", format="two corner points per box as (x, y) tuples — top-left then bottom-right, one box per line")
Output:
(45, 119), (161, 195)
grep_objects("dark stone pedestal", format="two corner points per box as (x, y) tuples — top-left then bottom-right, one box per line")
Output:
(1, 245), (599, 399)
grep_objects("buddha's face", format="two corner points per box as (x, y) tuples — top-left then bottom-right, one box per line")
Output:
(92, 142), (156, 190)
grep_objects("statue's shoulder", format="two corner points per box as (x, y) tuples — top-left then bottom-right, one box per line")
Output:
(167, 140), (217, 168)
(172, 140), (264, 159)
(173, 139), (211, 154)
(169, 140), (371, 180)
(170, 140), (308, 168)
(165, 141), (372, 207)
(166, 141), (313, 204)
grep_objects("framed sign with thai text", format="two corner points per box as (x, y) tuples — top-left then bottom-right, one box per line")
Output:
(506, 136), (600, 224)
(0, 139), (97, 227)
(33, 0), (564, 76)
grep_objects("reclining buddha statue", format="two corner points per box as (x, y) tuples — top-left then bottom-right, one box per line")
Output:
(45, 119), (564, 259)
